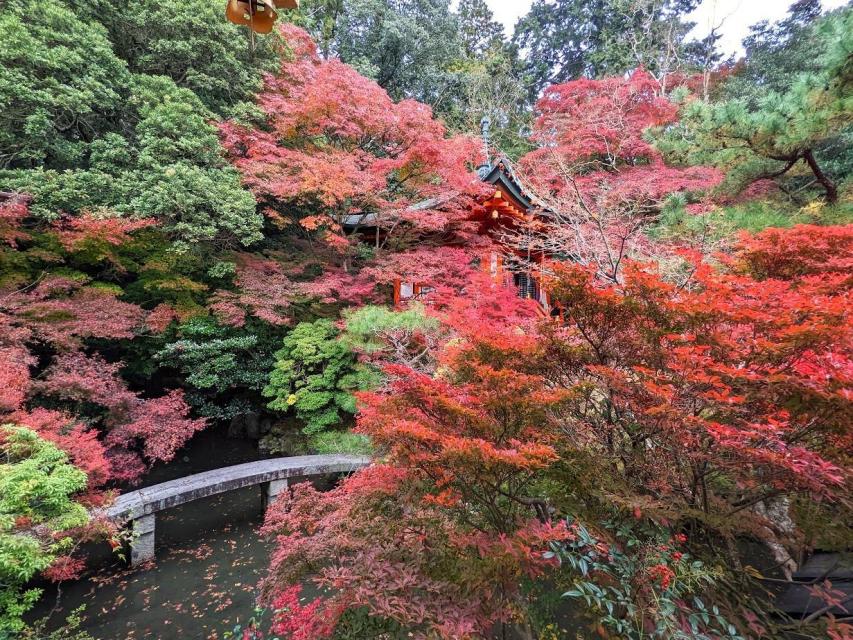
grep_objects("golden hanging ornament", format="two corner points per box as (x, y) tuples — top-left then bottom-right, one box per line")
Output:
(225, 0), (298, 34)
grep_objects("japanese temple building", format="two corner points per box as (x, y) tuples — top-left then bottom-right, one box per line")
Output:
(393, 157), (551, 312)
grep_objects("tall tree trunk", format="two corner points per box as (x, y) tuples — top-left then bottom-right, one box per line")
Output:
(803, 149), (838, 203)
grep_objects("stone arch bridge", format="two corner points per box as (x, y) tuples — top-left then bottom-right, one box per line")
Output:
(101, 455), (370, 565)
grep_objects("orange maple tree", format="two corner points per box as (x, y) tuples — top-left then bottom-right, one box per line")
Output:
(259, 225), (851, 638)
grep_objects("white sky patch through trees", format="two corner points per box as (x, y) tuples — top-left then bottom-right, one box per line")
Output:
(456, 0), (849, 59)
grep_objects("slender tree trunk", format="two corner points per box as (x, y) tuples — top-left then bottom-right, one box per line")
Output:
(803, 149), (838, 203)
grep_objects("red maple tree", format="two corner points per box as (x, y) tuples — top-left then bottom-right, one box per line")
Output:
(509, 71), (721, 283)
(218, 24), (484, 285)
(36, 352), (206, 482)
(0, 200), (206, 487)
(260, 223), (850, 636)
(528, 225), (851, 573)
(260, 335), (574, 638)
(526, 69), (678, 175)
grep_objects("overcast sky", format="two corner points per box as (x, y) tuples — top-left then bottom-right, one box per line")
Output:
(459, 0), (849, 58)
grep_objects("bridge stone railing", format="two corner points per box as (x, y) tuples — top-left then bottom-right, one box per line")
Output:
(99, 455), (370, 566)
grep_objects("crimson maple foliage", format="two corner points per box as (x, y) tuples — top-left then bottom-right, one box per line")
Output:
(528, 226), (851, 572)
(260, 339), (573, 638)
(10, 408), (111, 493)
(527, 69), (678, 174)
(0, 346), (31, 413)
(508, 72), (722, 283)
(210, 253), (296, 327)
(547, 258), (847, 485)
(0, 200), (206, 488)
(360, 245), (482, 298)
(0, 194), (29, 247)
(219, 25), (484, 269)
(1, 275), (145, 347)
(54, 216), (156, 253)
(732, 223), (853, 282)
(105, 390), (206, 470)
(36, 352), (205, 482)
(40, 556), (87, 583)
(260, 222), (850, 637)
(215, 25), (493, 314)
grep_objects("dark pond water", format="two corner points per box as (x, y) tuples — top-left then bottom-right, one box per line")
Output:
(30, 427), (274, 640)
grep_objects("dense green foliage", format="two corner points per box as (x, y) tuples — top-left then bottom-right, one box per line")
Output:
(652, 192), (853, 243)
(457, 0), (504, 58)
(723, 0), (828, 105)
(555, 521), (740, 640)
(264, 320), (379, 436)
(0, 427), (88, 636)
(156, 317), (276, 420)
(68, 0), (276, 114)
(0, 0), (127, 171)
(295, 0), (463, 106)
(0, 0), (263, 249)
(341, 304), (439, 355)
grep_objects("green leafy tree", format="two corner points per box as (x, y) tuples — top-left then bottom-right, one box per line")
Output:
(444, 0), (534, 158)
(656, 7), (853, 203)
(19, 608), (94, 640)
(68, 0), (276, 115)
(122, 76), (262, 249)
(341, 303), (442, 372)
(296, 0), (465, 111)
(264, 320), (379, 435)
(513, 0), (700, 98)
(718, 2), (853, 192)
(156, 316), (276, 420)
(0, 426), (89, 636)
(0, 0), (129, 170)
(445, 50), (534, 159)
(554, 520), (742, 640)
(0, 0), (263, 249)
(723, 0), (827, 107)
(457, 0), (505, 58)
(2, 73), (262, 249)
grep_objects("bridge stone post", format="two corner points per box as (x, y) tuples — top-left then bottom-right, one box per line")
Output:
(130, 514), (156, 566)
(262, 479), (289, 510)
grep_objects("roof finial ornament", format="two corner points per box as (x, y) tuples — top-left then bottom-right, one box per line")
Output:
(480, 115), (492, 164)
(477, 115), (492, 179)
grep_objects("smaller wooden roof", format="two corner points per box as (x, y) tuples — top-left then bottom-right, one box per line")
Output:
(478, 157), (541, 213)
(341, 158), (545, 231)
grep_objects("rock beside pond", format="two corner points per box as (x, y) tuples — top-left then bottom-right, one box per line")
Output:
(228, 413), (274, 440)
